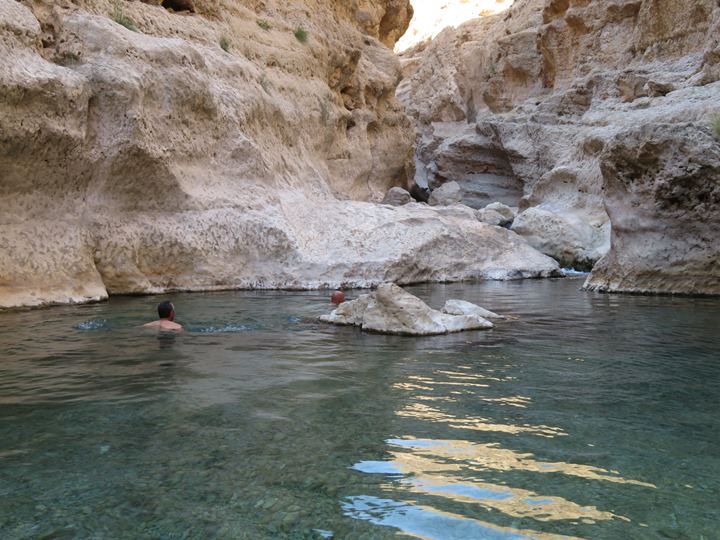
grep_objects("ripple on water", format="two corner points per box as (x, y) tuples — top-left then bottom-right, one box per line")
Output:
(73, 319), (111, 331)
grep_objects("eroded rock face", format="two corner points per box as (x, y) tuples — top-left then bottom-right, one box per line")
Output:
(0, 0), (419, 307)
(584, 123), (720, 294)
(319, 282), (495, 335)
(400, 0), (720, 292)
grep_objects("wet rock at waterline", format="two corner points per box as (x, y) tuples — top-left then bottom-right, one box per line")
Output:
(319, 283), (496, 335)
(441, 299), (504, 320)
(1, 195), (563, 308)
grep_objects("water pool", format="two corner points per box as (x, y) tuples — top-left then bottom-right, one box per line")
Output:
(0, 278), (718, 539)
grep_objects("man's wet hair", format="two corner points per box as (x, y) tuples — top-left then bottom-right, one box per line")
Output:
(158, 301), (174, 319)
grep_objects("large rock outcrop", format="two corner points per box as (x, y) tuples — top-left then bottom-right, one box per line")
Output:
(584, 123), (720, 294)
(1, 0), (567, 309)
(400, 0), (720, 293)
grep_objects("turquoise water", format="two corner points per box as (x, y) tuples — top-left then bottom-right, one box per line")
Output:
(0, 278), (718, 539)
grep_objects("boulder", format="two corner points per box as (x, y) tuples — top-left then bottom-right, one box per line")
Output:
(428, 181), (463, 206)
(476, 208), (506, 226)
(484, 202), (515, 223)
(381, 186), (413, 206)
(319, 283), (495, 335)
(478, 202), (515, 226)
(511, 207), (609, 271)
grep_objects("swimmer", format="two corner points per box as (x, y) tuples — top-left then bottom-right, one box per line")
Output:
(331, 290), (345, 305)
(143, 301), (183, 331)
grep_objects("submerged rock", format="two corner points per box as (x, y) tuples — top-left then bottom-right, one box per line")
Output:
(319, 283), (495, 335)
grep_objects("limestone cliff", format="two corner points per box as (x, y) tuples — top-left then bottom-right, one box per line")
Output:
(0, 0), (563, 308)
(401, 0), (720, 294)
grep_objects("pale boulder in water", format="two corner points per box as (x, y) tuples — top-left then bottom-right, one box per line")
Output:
(319, 283), (495, 335)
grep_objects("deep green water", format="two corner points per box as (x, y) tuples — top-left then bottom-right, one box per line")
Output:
(0, 278), (718, 540)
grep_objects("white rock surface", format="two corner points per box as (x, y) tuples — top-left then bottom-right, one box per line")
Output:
(441, 299), (504, 320)
(399, 0), (720, 294)
(319, 282), (494, 335)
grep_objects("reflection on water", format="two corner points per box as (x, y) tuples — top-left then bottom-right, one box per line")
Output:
(342, 495), (586, 540)
(0, 282), (719, 539)
(396, 402), (566, 437)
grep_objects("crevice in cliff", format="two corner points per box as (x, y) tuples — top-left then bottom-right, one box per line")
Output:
(161, 0), (195, 14)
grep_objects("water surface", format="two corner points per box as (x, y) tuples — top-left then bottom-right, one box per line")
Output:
(0, 279), (718, 539)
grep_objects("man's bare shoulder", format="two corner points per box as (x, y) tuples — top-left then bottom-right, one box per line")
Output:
(143, 320), (183, 331)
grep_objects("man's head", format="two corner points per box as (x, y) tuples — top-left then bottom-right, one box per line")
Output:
(331, 290), (345, 305)
(158, 301), (175, 320)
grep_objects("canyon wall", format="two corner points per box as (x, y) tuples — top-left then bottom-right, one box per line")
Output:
(401, 0), (720, 294)
(0, 0), (562, 309)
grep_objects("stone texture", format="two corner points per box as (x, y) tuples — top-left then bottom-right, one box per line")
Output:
(381, 186), (413, 206)
(399, 0), (720, 294)
(476, 208), (506, 226)
(511, 207), (609, 271)
(485, 202), (515, 223)
(441, 299), (504, 320)
(584, 123), (720, 294)
(428, 180), (463, 206)
(0, 0), (410, 307)
(319, 282), (494, 334)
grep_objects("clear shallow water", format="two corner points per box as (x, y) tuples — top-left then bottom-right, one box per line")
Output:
(0, 279), (718, 539)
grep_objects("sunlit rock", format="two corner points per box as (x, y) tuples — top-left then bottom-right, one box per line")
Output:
(584, 123), (720, 294)
(0, 0), (416, 308)
(399, 0), (720, 294)
(319, 283), (494, 335)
